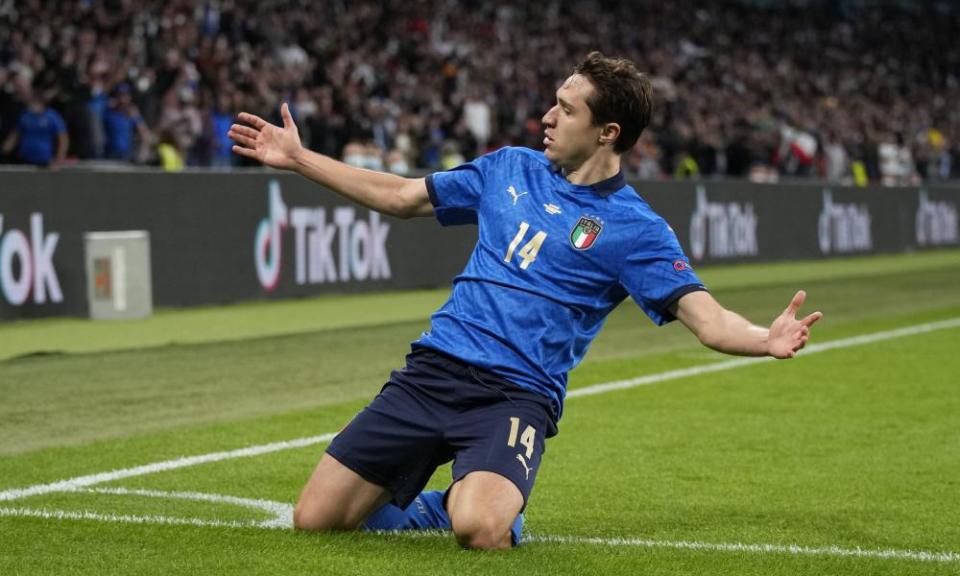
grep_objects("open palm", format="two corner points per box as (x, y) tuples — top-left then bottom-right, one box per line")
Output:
(768, 290), (823, 359)
(228, 103), (302, 171)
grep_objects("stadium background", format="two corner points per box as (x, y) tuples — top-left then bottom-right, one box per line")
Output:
(2, 1), (960, 575)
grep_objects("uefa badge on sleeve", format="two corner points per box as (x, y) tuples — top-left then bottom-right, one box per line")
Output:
(570, 216), (603, 250)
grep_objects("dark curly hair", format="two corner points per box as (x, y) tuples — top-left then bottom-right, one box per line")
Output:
(573, 51), (653, 154)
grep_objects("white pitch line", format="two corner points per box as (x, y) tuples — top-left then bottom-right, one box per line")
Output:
(83, 487), (293, 528)
(0, 433), (337, 502)
(528, 534), (960, 564)
(2, 316), (959, 504)
(567, 316), (960, 398)
(374, 530), (960, 563)
(0, 506), (279, 530)
(3, 506), (953, 565)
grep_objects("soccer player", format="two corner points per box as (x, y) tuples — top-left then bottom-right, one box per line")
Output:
(228, 52), (822, 551)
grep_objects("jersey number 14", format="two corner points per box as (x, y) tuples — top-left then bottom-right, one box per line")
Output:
(504, 222), (547, 270)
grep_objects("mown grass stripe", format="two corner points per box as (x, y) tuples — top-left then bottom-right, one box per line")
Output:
(4, 318), (960, 504)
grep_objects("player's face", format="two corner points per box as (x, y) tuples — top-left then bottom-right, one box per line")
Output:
(541, 74), (603, 168)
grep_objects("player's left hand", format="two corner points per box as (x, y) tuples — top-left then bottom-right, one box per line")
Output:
(767, 290), (822, 359)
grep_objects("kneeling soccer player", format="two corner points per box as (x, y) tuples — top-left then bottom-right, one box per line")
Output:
(229, 52), (822, 550)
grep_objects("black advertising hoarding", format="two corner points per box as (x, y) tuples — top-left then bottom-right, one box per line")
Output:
(0, 170), (476, 319)
(0, 169), (957, 319)
(641, 182), (958, 263)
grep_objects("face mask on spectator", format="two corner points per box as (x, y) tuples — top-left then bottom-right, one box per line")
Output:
(298, 100), (318, 118)
(365, 154), (384, 171)
(344, 153), (366, 167)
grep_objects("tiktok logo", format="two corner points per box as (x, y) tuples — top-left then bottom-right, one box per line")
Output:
(253, 180), (392, 291)
(817, 189), (872, 254)
(0, 213), (62, 306)
(689, 185), (758, 260)
(254, 181), (288, 291)
(916, 190), (958, 247)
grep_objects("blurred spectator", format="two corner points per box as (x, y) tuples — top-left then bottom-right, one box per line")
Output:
(673, 152), (700, 180)
(822, 132), (849, 183)
(440, 140), (465, 170)
(207, 90), (235, 169)
(1, 90), (68, 167)
(0, 0), (957, 185)
(878, 133), (919, 186)
(157, 88), (203, 166)
(625, 133), (664, 180)
(364, 142), (385, 171)
(84, 56), (112, 159)
(386, 148), (411, 175)
(777, 125), (818, 177)
(103, 83), (151, 161)
(342, 141), (367, 168)
(156, 128), (184, 172)
(462, 89), (492, 156)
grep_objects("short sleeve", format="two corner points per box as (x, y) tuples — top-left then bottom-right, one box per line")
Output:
(50, 111), (67, 134)
(425, 148), (509, 226)
(619, 219), (707, 325)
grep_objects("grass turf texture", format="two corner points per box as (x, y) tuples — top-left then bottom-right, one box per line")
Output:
(2, 250), (959, 575)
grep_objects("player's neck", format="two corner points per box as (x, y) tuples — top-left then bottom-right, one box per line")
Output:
(561, 150), (621, 187)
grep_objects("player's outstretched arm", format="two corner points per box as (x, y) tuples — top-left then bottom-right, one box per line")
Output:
(673, 290), (823, 359)
(228, 103), (433, 219)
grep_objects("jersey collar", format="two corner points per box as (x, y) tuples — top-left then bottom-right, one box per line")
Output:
(551, 164), (626, 197)
(589, 170), (626, 196)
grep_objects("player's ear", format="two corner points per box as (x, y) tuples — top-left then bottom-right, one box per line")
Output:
(599, 122), (621, 147)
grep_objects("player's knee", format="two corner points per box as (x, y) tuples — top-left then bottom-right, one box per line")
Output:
(293, 500), (324, 531)
(452, 513), (512, 550)
(293, 498), (352, 532)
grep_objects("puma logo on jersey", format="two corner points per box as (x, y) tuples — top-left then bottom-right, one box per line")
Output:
(516, 453), (534, 480)
(507, 185), (528, 205)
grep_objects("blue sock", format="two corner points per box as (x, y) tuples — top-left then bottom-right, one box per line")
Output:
(363, 490), (526, 547)
(362, 490), (450, 531)
(510, 513), (525, 546)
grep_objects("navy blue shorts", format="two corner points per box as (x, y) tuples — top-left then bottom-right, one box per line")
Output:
(326, 347), (558, 510)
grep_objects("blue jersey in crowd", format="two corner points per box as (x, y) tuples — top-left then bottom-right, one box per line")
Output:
(16, 108), (66, 166)
(103, 108), (143, 160)
(211, 111), (236, 163)
(417, 147), (706, 417)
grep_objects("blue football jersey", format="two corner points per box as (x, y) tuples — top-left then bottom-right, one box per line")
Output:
(416, 147), (706, 417)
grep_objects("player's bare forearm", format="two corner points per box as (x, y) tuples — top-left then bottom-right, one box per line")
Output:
(675, 290), (821, 359)
(230, 103), (432, 219)
(2, 131), (17, 155)
(676, 294), (770, 356)
(55, 133), (69, 164)
(290, 147), (433, 219)
(698, 308), (771, 356)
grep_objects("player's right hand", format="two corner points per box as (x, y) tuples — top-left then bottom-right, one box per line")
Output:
(228, 102), (302, 171)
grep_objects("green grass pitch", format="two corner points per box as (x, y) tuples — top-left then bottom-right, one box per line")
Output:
(2, 250), (960, 575)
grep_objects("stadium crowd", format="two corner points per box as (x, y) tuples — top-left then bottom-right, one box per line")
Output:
(0, 0), (957, 185)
